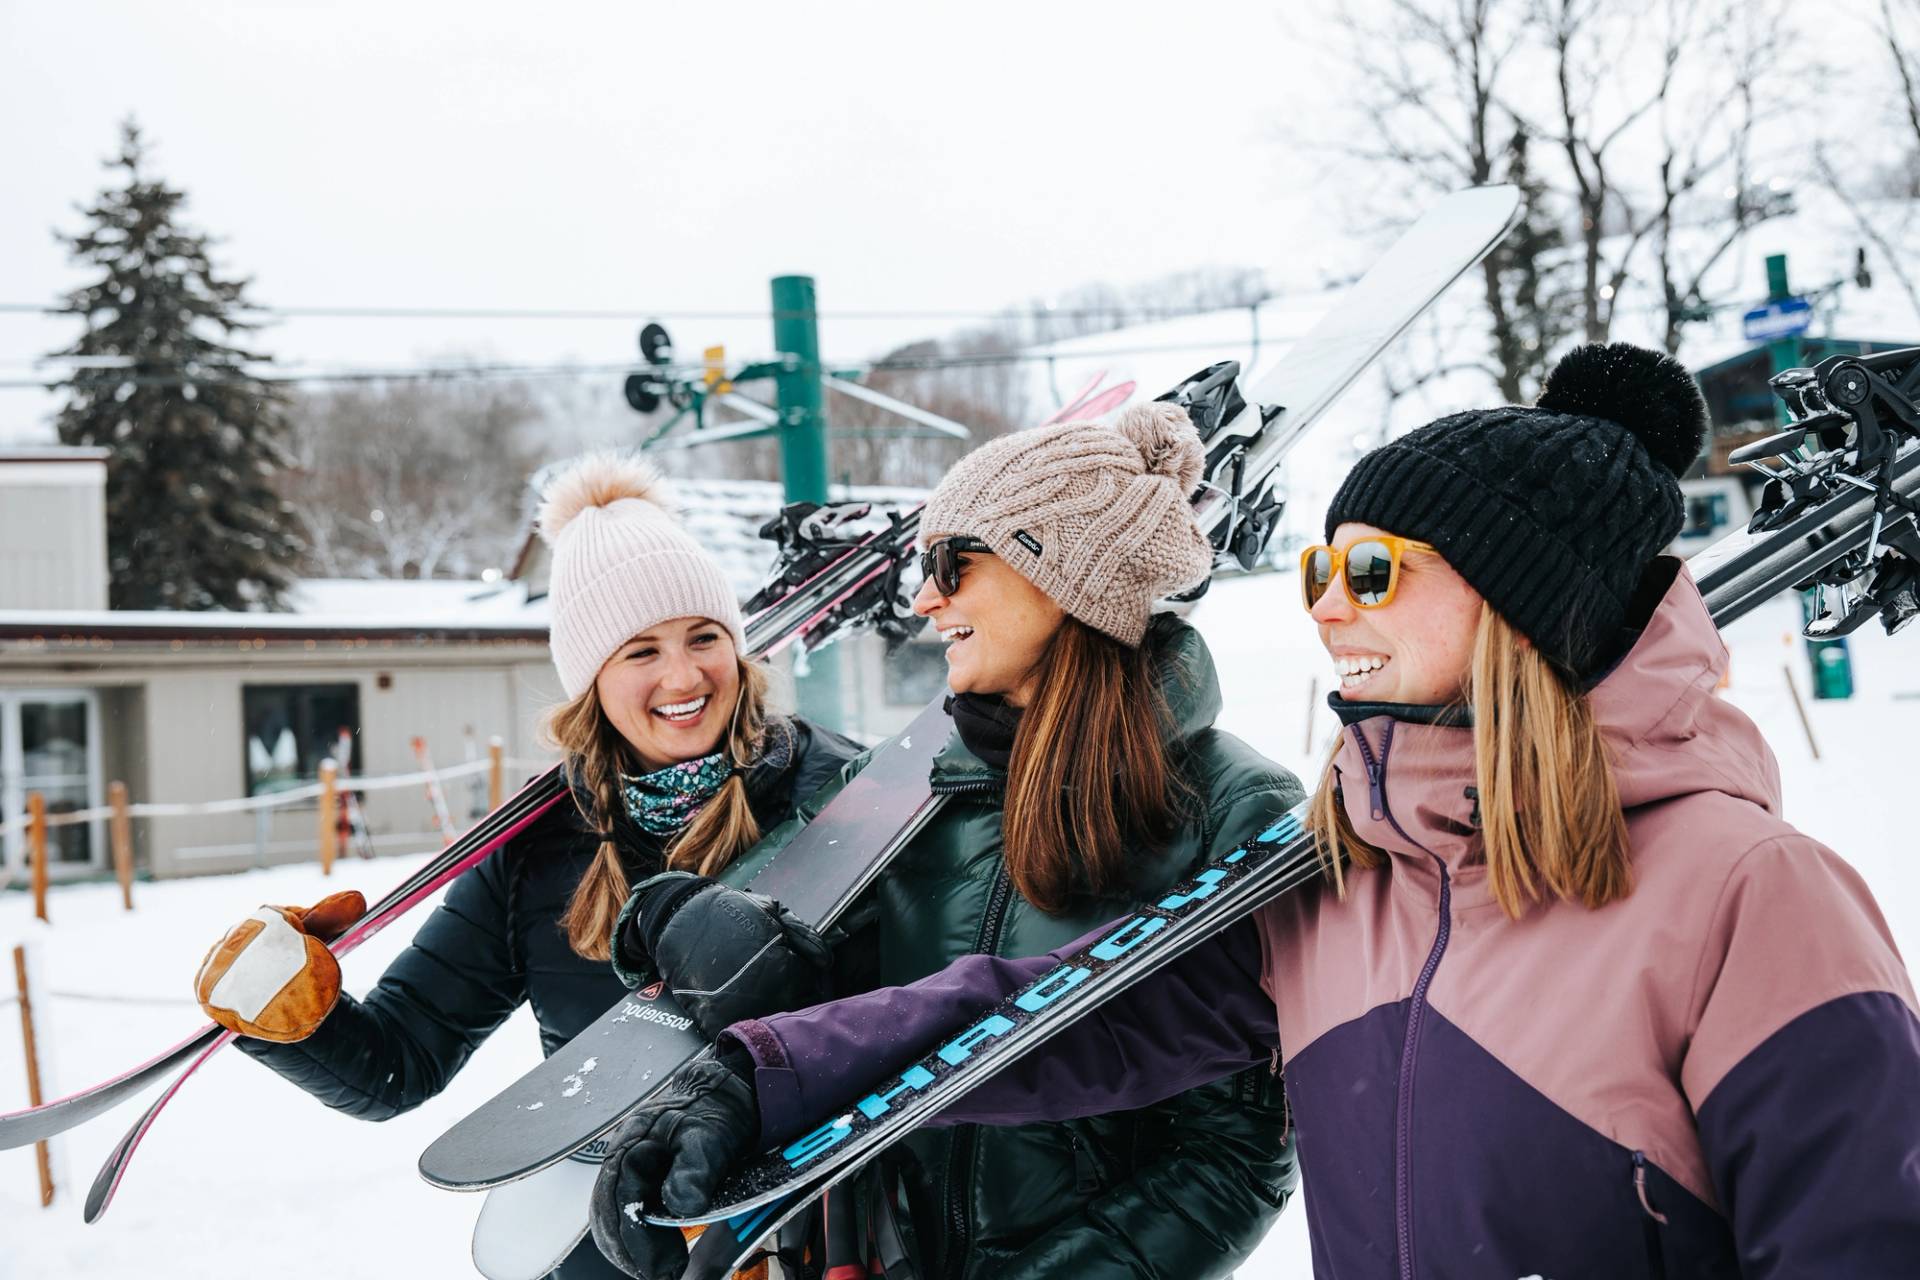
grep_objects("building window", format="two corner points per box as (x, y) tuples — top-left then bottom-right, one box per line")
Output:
(0, 689), (103, 874)
(243, 684), (360, 796)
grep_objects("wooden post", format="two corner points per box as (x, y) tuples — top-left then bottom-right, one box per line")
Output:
(488, 737), (505, 812)
(108, 781), (133, 912)
(27, 792), (47, 923)
(1303, 677), (1319, 757)
(13, 944), (55, 1206)
(1783, 664), (1822, 760)
(318, 760), (339, 876)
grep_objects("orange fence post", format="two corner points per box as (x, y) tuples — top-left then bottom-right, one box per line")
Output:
(27, 793), (47, 923)
(109, 781), (134, 911)
(488, 738), (505, 812)
(318, 760), (339, 876)
(13, 944), (55, 1206)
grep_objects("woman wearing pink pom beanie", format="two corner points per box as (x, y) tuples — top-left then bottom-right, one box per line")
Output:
(198, 453), (861, 1280)
(597, 405), (1307, 1280)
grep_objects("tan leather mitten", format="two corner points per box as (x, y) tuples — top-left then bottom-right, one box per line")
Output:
(194, 890), (366, 1042)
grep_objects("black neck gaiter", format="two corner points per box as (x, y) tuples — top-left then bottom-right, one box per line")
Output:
(946, 692), (1023, 772)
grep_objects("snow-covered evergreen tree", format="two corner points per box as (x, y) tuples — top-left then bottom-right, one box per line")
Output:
(52, 119), (303, 610)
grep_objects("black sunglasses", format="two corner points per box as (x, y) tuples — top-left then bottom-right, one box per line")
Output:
(919, 536), (994, 596)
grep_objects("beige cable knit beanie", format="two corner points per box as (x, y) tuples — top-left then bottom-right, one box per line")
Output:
(537, 453), (747, 698)
(919, 403), (1213, 646)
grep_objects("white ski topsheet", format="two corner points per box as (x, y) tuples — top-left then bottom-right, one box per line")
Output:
(471, 1155), (599, 1280)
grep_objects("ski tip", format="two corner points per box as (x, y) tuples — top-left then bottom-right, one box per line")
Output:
(82, 1151), (121, 1224)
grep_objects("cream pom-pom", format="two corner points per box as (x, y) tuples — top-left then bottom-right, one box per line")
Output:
(1113, 402), (1204, 494)
(536, 452), (676, 546)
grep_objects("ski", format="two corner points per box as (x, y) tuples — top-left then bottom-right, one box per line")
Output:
(1049, 369), (1111, 423)
(76, 768), (572, 1221)
(660, 348), (1920, 1269)
(418, 695), (958, 1195)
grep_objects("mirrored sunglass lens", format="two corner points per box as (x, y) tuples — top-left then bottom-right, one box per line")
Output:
(1304, 549), (1334, 605)
(1346, 542), (1396, 605)
(935, 544), (961, 593)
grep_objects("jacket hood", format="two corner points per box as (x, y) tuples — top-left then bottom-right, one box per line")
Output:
(1331, 558), (1782, 901)
(930, 612), (1223, 787)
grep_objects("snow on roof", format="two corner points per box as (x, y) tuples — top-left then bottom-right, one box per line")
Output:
(0, 576), (550, 639)
(287, 576), (541, 620)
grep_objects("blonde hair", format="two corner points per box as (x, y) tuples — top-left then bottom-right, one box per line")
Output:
(1309, 603), (1631, 919)
(547, 659), (775, 961)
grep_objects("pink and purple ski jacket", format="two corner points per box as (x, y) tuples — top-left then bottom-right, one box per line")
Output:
(725, 563), (1920, 1277)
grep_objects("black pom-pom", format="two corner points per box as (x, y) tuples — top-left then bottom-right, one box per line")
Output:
(1536, 342), (1708, 476)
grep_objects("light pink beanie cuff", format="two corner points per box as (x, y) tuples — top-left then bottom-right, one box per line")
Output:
(538, 456), (747, 698)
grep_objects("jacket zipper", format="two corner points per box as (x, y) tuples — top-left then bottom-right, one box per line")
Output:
(1352, 721), (1452, 1280)
(1633, 1151), (1669, 1277)
(941, 832), (1016, 1280)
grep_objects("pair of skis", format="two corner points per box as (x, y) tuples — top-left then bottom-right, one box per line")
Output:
(663, 349), (1920, 1280)
(415, 184), (1527, 1280)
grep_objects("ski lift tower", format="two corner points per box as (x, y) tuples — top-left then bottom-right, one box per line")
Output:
(623, 276), (973, 730)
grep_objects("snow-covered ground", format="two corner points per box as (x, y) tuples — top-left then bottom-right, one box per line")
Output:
(3, 571), (1916, 1279)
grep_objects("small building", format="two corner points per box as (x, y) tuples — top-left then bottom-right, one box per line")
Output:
(0, 448), (559, 881)
(0, 584), (558, 882)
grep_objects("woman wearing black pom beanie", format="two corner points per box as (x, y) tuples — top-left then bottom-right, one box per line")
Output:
(575, 342), (1920, 1278)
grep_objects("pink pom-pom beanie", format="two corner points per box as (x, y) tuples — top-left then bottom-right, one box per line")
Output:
(919, 403), (1212, 647)
(537, 453), (746, 698)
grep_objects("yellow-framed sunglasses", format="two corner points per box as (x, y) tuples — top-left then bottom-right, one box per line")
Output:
(1299, 535), (1436, 612)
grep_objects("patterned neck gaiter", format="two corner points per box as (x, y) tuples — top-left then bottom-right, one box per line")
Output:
(620, 751), (733, 837)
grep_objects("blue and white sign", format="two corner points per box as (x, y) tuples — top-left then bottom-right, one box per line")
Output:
(1743, 296), (1813, 342)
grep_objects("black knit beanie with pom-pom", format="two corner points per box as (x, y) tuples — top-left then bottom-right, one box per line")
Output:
(1323, 342), (1710, 677)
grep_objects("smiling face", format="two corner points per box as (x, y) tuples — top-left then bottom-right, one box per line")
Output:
(1310, 522), (1485, 705)
(913, 545), (1067, 707)
(592, 616), (743, 770)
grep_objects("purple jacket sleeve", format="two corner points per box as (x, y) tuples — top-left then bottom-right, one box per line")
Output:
(721, 915), (1278, 1147)
(1694, 991), (1920, 1277)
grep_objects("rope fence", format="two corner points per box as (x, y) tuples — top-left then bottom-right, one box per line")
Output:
(0, 739), (557, 918)
(0, 755), (553, 837)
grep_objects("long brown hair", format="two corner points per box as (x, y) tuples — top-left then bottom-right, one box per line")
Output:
(1309, 604), (1631, 919)
(549, 659), (775, 960)
(1002, 618), (1191, 913)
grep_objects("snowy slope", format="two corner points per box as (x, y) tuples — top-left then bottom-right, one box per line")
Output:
(3, 569), (1917, 1278)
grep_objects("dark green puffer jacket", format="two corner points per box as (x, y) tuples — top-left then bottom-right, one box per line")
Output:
(726, 616), (1302, 1280)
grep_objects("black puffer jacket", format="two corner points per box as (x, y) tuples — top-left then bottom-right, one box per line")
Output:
(238, 715), (860, 1279)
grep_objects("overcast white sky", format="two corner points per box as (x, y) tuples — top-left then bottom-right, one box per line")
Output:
(0, 1), (1371, 435)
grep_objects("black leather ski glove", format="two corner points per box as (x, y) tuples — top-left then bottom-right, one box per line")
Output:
(611, 870), (833, 1040)
(588, 1047), (761, 1280)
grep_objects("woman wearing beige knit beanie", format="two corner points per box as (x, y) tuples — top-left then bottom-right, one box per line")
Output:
(201, 452), (860, 1280)
(613, 405), (1308, 1280)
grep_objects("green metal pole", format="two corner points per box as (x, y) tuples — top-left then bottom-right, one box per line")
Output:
(770, 275), (846, 727)
(1764, 254), (1800, 427)
(771, 276), (831, 504)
